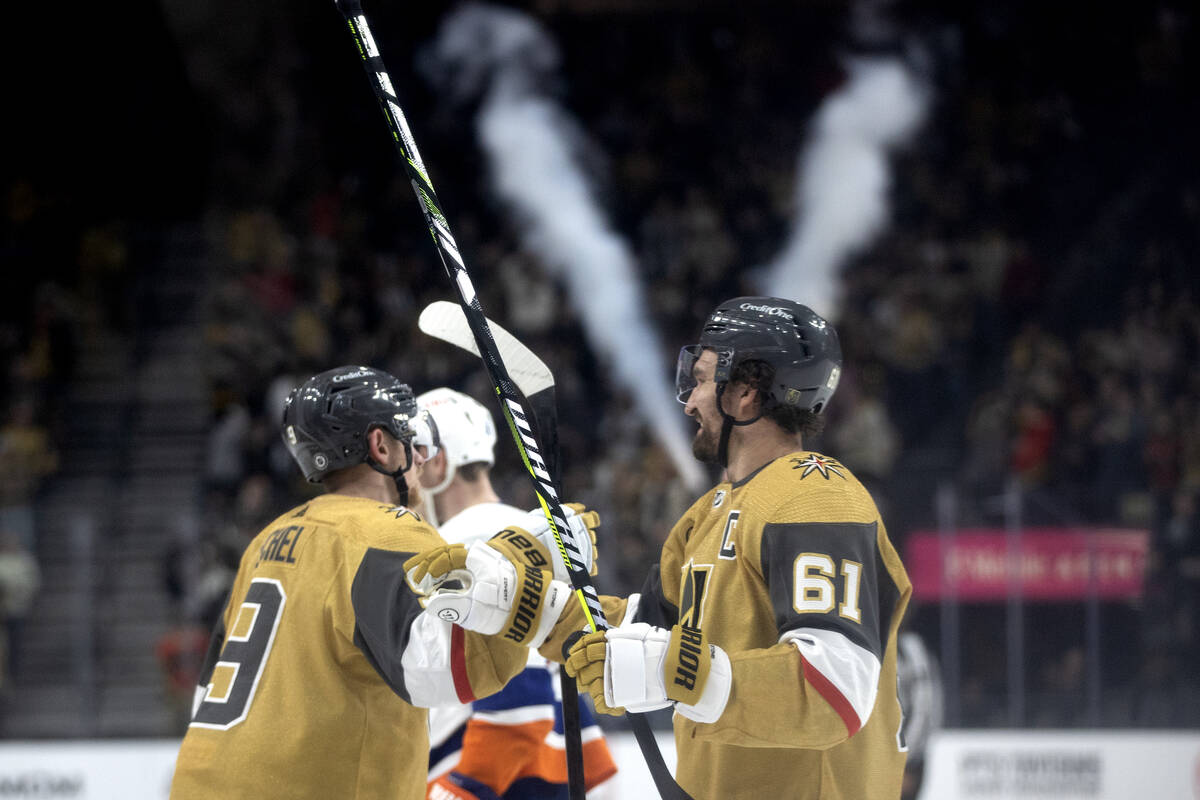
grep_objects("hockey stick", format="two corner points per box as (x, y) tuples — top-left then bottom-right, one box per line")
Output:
(332, 5), (689, 799)
(418, 301), (554, 397)
(418, 301), (581, 795)
(418, 301), (561, 488)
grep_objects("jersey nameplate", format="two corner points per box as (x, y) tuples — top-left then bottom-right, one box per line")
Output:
(256, 525), (305, 568)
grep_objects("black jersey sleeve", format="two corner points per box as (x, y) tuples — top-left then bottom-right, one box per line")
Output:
(760, 521), (899, 658)
(631, 563), (680, 629)
(350, 547), (425, 703)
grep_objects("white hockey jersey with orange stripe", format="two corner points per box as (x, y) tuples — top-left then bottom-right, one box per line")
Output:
(428, 502), (616, 798)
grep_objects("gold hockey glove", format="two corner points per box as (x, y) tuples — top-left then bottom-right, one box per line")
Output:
(404, 537), (570, 649)
(564, 622), (733, 723)
(508, 502), (600, 579)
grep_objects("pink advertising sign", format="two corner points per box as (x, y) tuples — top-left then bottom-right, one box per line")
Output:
(906, 528), (1149, 601)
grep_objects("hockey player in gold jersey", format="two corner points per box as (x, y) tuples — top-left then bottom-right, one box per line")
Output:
(407, 299), (912, 800)
(170, 366), (595, 800)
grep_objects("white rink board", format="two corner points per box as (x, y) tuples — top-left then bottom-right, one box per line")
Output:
(918, 730), (1200, 800)
(0, 730), (1196, 799)
(0, 737), (671, 800)
(601, 728), (676, 798)
(0, 740), (177, 799)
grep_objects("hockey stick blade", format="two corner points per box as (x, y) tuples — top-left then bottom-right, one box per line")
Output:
(419, 301), (554, 396)
(420, 300), (563, 479)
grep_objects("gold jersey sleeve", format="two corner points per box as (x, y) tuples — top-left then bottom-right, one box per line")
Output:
(661, 452), (912, 800)
(170, 493), (527, 800)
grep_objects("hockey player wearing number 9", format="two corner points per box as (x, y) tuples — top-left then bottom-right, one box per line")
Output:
(169, 366), (593, 800)
(408, 297), (912, 800)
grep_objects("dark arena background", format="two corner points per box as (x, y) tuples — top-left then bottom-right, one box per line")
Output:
(1, 0), (1197, 797)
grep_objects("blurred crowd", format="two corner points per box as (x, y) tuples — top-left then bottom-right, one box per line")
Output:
(5, 0), (1198, 726)
(0, 177), (109, 688)
(179, 0), (1199, 727)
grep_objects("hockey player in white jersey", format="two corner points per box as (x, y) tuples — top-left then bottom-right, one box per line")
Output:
(417, 388), (616, 800)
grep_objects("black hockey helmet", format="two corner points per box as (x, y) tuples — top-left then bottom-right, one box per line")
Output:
(676, 296), (842, 414)
(282, 365), (438, 484)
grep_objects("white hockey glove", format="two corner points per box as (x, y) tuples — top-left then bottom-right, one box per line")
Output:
(510, 502), (599, 581)
(404, 537), (570, 649)
(564, 622), (732, 723)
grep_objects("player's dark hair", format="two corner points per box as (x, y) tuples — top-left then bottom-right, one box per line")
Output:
(457, 462), (489, 482)
(730, 359), (824, 437)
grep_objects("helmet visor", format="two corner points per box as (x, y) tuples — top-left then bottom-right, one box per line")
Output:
(675, 345), (734, 403)
(411, 409), (441, 462)
(675, 345), (700, 403)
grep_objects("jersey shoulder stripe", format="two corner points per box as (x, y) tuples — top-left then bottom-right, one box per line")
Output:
(799, 650), (863, 736)
(785, 627), (882, 735)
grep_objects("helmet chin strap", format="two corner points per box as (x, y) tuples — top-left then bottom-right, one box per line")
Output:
(715, 383), (763, 469)
(425, 459), (455, 497)
(367, 439), (416, 506)
(417, 456), (454, 528)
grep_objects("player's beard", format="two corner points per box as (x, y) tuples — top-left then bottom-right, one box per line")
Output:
(406, 479), (423, 510)
(692, 418), (722, 464)
(405, 459), (425, 509)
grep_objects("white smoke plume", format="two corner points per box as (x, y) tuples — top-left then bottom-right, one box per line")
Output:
(428, 3), (706, 491)
(763, 56), (928, 320)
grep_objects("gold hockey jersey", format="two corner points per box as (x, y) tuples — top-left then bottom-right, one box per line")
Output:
(544, 451), (912, 800)
(170, 493), (528, 800)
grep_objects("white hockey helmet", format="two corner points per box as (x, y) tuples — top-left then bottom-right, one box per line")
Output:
(415, 387), (497, 495)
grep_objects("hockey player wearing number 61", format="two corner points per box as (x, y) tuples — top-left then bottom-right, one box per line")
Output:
(405, 298), (913, 800)
(416, 388), (617, 800)
(169, 366), (601, 800)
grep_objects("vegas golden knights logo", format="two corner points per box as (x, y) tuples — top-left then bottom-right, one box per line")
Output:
(679, 560), (712, 628)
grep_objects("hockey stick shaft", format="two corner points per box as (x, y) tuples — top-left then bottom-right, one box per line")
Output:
(333, 4), (690, 799)
(333, 0), (599, 625)
(420, 302), (584, 797)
